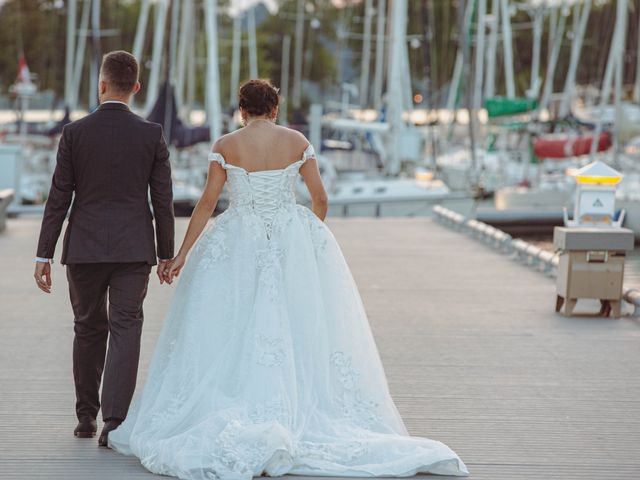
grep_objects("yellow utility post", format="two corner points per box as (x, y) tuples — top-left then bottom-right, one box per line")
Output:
(554, 161), (635, 317)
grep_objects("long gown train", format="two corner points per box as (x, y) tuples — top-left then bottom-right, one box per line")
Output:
(109, 145), (468, 479)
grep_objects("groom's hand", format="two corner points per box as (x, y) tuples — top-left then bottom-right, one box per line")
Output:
(156, 259), (171, 285)
(34, 261), (52, 294)
(165, 254), (186, 284)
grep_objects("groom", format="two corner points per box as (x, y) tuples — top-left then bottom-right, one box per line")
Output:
(33, 50), (174, 446)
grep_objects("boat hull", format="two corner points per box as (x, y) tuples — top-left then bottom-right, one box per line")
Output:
(533, 133), (611, 159)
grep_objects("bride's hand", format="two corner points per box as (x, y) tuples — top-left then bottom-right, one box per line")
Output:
(165, 253), (186, 284)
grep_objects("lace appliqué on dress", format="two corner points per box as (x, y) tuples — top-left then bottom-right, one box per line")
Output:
(255, 244), (286, 302)
(206, 421), (269, 479)
(146, 337), (198, 432)
(249, 398), (288, 424)
(310, 223), (329, 255)
(331, 351), (382, 428)
(194, 215), (231, 268)
(255, 334), (286, 367)
(296, 440), (368, 465)
(298, 207), (329, 256)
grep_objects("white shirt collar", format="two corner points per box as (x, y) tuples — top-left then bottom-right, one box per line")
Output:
(101, 100), (129, 106)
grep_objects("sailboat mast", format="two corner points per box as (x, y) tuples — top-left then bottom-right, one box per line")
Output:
(144, 0), (169, 114)
(168, 0), (180, 84)
(635, 2), (640, 102)
(499, 0), (514, 98)
(529, 6), (542, 97)
(279, 35), (291, 125)
(484, 0), (499, 99)
(559, 1), (591, 118)
(473, 0), (486, 112)
(386, 0), (408, 175)
(88, 0), (101, 110)
(130, 0), (150, 109)
(461, 0), (476, 172)
(132, 0), (150, 61)
(186, 14), (196, 120)
(204, 0), (222, 141)
(538, 8), (567, 118)
(70, 0), (90, 111)
(612, 0), (629, 165)
(292, 0), (305, 109)
(248, 8), (259, 79)
(373, 0), (387, 112)
(230, 15), (242, 107)
(64, 0), (77, 107)
(590, 0), (628, 159)
(360, 0), (374, 107)
(446, 1), (474, 118)
(175, 0), (193, 111)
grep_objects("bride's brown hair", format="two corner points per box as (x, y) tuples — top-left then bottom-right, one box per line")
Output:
(238, 79), (279, 117)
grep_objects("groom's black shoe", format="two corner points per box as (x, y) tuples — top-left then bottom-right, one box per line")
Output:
(98, 418), (122, 447)
(74, 418), (97, 438)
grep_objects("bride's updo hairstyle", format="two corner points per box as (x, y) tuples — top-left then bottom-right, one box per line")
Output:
(238, 79), (279, 118)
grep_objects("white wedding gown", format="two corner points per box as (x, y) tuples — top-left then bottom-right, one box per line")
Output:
(109, 145), (468, 479)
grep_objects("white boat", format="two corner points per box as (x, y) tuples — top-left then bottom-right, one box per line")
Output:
(322, 172), (472, 217)
(435, 147), (532, 193)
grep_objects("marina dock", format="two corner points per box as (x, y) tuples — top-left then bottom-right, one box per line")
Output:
(1, 217), (639, 479)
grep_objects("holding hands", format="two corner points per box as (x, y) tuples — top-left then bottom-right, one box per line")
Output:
(157, 253), (186, 285)
(156, 260), (172, 285)
(35, 257), (185, 291)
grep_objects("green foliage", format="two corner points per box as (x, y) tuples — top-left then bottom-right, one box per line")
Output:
(0, 0), (66, 99)
(0, 0), (632, 110)
(216, 0), (338, 109)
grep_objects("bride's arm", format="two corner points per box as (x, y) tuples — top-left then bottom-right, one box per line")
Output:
(166, 159), (226, 281)
(300, 156), (329, 221)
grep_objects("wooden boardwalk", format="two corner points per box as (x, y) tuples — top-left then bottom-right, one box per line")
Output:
(1, 217), (639, 480)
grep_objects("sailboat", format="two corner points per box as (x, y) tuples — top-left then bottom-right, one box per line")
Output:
(295, 0), (476, 217)
(490, 0), (640, 238)
(0, 54), (59, 211)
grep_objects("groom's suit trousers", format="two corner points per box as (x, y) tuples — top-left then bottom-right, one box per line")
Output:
(67, 262), (151, 422)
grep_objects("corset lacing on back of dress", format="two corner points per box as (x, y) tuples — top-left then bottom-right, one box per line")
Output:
(208, 144), (315, 239)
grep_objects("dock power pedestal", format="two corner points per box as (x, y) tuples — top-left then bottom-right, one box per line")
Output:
(553, 227), (634, 317)
(555, 160), (635, 317)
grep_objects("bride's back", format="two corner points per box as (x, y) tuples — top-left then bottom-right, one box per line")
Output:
(219, 121), (309, 173)
(209, 79), (328, 221)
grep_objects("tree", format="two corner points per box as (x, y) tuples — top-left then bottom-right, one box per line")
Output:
(0, 0), (66, 100)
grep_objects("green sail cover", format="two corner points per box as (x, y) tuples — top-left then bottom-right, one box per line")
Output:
(484, 97), (537, 118)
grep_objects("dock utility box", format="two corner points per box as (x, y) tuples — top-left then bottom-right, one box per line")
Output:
(553, 227), (634, 317)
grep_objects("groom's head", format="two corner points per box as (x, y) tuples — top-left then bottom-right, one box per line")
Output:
(99, 50), (141, 103)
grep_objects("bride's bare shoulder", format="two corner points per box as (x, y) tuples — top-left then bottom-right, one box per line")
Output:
(276, 126), (310, 149)
(211, 132), (236, 155)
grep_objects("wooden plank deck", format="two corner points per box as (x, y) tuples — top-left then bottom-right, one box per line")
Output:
(1, 217), (639, 480)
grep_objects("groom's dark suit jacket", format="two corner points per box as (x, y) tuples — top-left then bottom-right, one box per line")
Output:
(37, 102), (174, 265)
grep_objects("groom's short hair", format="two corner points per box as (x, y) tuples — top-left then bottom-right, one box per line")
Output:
(100, 51), (139, 93)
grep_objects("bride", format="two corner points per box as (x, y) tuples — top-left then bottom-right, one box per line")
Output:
(108, 79), (468, 479)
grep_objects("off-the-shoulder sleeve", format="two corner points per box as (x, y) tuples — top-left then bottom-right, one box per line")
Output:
(301, 144), (316, 162)
(208, 152), (226, 167)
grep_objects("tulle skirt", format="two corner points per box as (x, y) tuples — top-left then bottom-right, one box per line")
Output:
(108, 205), (468, 479)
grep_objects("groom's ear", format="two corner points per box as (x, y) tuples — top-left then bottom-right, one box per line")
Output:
(132, 81), (141, 96)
